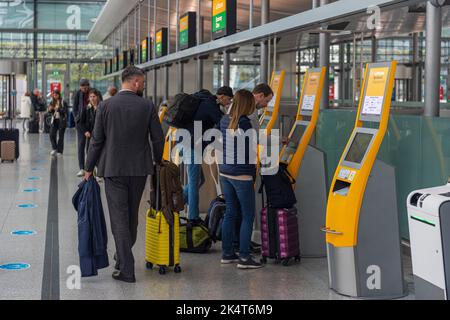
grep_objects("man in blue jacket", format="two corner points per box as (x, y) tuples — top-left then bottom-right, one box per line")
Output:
(183, 87), (232, 223)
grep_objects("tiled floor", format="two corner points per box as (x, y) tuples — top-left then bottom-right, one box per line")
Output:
(0, 125), (416, 300)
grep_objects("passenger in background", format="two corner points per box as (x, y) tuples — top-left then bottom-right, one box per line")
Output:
(219, 89), (262, 269)
(216, 86), (234, 114)
(31, 88), (47, 132)
(20, 91), (33, 132)
(80, 88), (103, 154)
(48, 90), (68, 156)
(250, 84), (274, 130)
(104, 85), (118, 100)
(73, 79), (91, 177)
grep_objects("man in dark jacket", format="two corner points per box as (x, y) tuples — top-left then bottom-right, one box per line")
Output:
(183, 87), (231, 223)
(84, 66), (164, 283)
(73, 79), (91, 177)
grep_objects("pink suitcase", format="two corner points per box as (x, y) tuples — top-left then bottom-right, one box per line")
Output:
(261, 207), (301, 266)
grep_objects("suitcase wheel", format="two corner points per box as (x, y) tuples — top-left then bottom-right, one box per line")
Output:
(174, 265), (182, 274)
(261, 257), (267, 264)
(146, 262), (153, 270)
(295, 256), (301, 263)
(282, 258), (291, 267)
(158, 266), (166, 275)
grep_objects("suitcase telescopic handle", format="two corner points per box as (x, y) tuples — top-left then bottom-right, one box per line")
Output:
(320, 227), (343, 236)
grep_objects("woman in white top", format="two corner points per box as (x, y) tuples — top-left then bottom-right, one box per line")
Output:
(20, 91), (33, 131)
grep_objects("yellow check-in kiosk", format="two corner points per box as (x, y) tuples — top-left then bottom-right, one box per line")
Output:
(158, 106), (168, 123)
(163, 127), (176, 162)
(278, 67), (328, 257)
(258, 70), (285, 170)
(259, 70), (285, 134)
(323, 61), (405, 298)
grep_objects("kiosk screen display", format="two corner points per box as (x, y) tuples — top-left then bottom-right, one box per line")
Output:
(280, 124), (308, 163)
(344, 133), (373, 164)
(260, 118), (270, 130)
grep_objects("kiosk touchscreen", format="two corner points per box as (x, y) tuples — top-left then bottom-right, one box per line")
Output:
(323, 61), (405, 299)
(280, 121), (308, 164)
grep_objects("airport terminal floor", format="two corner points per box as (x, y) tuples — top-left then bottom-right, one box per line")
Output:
(0, 126), (416, 300)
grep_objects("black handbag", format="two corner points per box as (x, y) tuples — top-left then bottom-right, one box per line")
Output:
(260, 163), (297, 209)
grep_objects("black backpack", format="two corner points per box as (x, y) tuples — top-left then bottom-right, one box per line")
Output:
(205, 196), (226, 242)
(165, 93), (201, 129)
(260, 163), (297, 209)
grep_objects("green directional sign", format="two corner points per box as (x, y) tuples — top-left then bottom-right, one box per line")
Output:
(179, 12), (196, 50)
(155, 28), (168, 58)
(211, 0), (236, 40)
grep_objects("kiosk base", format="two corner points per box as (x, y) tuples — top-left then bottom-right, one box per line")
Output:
(296, 145), (328, 258)
(414, 276), (447, 300)
(327, 160), (406, 299)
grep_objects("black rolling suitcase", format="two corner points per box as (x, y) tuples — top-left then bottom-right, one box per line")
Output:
(0, 75), (20, 160)
(28, 118), (40, 134)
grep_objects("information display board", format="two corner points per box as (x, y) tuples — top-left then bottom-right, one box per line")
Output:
(141, 37), (150, 63)
(180, 12), (196, 50)
(114, 48), (119, 72)
(212, 0), (237, 40)
(300, 70), (322, 115)
(156, 28), (168, 58)
(360, 66), (390, 121)
(122, 50), (129, 69)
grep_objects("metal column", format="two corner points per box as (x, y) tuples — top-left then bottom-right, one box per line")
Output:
(260, 0), (269, 84)
(223, 51), (231, 87)
(424, 1), (443, 117)
(197, 0), (203, 90)
(319, 0), (330, 109)
(339, 43), (345, 105)
(153, 0), (158, 105)
(164, 66), (169, 100)
(249, 0), (254, 29)
(371, 36), (377, 63)
(412, 33), (421, 101)
(176, 0), (184, 93)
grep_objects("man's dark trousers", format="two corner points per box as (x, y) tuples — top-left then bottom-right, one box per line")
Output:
(105, 176), (147, 278)
(77, 125), (87, 170)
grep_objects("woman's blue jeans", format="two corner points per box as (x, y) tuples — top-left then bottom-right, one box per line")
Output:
(220, 176), (255, 259)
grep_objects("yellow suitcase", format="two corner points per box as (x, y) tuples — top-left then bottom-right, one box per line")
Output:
(145, 208), (181, 275)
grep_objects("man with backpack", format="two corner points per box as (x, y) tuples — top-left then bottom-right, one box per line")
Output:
(182, 87), (232, 224)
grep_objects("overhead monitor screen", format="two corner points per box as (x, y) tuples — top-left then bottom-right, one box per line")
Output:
(344, 133), (373, 164)
(280, 123), (308, 164)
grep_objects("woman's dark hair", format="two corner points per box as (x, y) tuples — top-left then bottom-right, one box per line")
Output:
(88, 88), (103, 103)
(50, 90), (62, 107)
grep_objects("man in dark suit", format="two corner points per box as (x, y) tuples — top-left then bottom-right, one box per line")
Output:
(84, 66), (164, 283)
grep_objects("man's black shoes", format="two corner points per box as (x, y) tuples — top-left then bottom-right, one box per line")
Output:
(112, 270), (136, 283)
